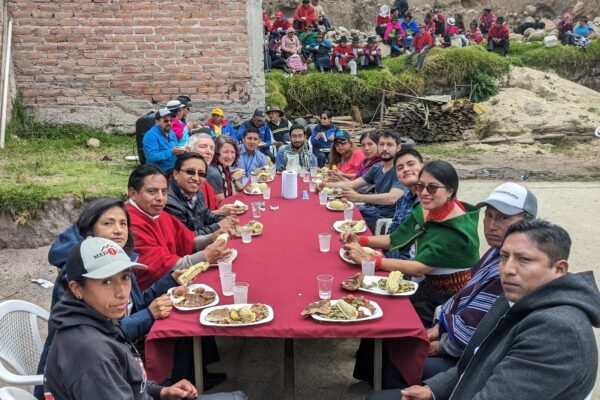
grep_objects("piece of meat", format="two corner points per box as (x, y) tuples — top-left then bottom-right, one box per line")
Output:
(344, 295), (376, 314)
(173, 286), (187, 297)
(205, 308), (232, 324)
(301, 300), (332, 317)
(341, 272), (364, 291)
(194, 287), (206, 295)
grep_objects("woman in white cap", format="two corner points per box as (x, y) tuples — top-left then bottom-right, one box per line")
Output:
(44, 237), (246, 400)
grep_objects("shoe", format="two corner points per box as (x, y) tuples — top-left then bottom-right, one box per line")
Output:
(203, 371), (227, 391)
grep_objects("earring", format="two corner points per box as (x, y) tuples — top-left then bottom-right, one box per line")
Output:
(76, 295), (83, 300)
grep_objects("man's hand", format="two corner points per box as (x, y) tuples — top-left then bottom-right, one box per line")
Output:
(203, 239), (230, 264)
(218, 216), (239, 232)
(340, 231), (359, 244)
(148, 294), (173, 320)
(186, 121), (200, 130)
(428, 340), (439, 356)
(341, 188), (360, 202)
(171, 268), (188, 284)
(401, 385), (434, 400)
(160, 379), (198, 400)
(427, 323), (440, 341)
(172, 146), (187, 156)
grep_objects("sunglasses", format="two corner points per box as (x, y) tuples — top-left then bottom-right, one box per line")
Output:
(162, 118), (172, 123)
(414, 183), (447, 194)
(181, 169), (206, 178)
(334, 140), (349, 146)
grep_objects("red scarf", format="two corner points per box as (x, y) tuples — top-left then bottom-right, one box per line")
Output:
(426, 198), (465, 221)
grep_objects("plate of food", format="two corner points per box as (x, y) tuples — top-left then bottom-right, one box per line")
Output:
(200, 303), (273, 327)
(341, 271), (418, 296)
(332, 220), (367, 233)
(244, 183), (268, 195)
(227, 200), (249, 215)
(301, 295), (382, 323)
(321, 187), (343, 198)
(168, 284), (219, 311)
(339, 247), (382, 265)
(209, 248), (238, 266)
(233, 220), (264, 236)
(326, 199), (353, 211)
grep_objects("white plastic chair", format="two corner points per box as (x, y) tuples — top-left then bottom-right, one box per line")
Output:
(0, 300), (49, 393)
(595, 125), (600, 159)
(0, 387), (37, 400)
(374, 218), (393, 235)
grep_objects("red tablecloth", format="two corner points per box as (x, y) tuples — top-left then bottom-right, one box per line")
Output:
(145, 176), (428, 384)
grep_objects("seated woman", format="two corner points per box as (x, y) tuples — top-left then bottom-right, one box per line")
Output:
(44, 236), (245, 400)
(212, 136), (246, 198)
(342, 160), (480, 326)
(310, 110), (339, 167)
(328, 131), (381, 187)
(310, 31), (334, 73)
(327, 131), (365, 178)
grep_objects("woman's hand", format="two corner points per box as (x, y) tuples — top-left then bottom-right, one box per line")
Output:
(231, 169), (246, 181)
(343, 242), (371, 264)
(427, 324), (440, 341)
(148, 294), (173, 320)
(340, 231), (359, 244)
(218, 216), (239, 233)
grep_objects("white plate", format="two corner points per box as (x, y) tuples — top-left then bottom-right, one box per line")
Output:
(310, 299), (383, 323)
(168, 284), (219, 311)
(209, 249), (238, 266)
(359, 276), (419, 296)
(243, 188), (264, 195)
(332, 220), (367, 233)
(256, 176), (275, 183)
(339, 247), (377, 265)
(326, 201), (354, 211)
(199, 303), (274, 327)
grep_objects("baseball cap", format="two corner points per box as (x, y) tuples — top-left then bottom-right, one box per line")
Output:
(211, 108), (224, 117)
(334, 130), (351, 141)
(155, 108), (172, 119)
(66, 237), (146, 281)
(253, 108), (266, 121)
(177, 95), (192, 108)
(476, 182), (538, 217)
(166, 100), (184, 112)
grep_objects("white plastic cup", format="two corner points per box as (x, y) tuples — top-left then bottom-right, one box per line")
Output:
(318, 232), (331, 252)
(317, 274), (334, 300)
(262, 186), (271, 200)
(250, 175), (258, 184)
(319, 191), (328, 205)
(309, 181), (316, 192)
(310, 166), (318, 177)
(218, 260), (232, 276)
(343, 207), (353, 221)
(233, 282), (249, 304)
(303, 173), (310, 183)
(220, 272), (236, 296)
(361, 259), (376, 276)
(241, 226), (252, 244)
(252, 202), (261, 218)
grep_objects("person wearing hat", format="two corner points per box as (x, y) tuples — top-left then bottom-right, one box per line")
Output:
(236, 108), (275, 161)
(558, 12), (575, 45)
(310, 30), (333, 72)
(401, 11), (419, 36)
(206, 108), (235, 138)
(376, 5), (392, 38)
(44, 236), (245, 400)
(271, 10), (291, 36)
(293, 0), (316, 32)
(281, 27), (301, 59)
(443, 17), (460, 47)
(300, 23), (318, 60)
(143, 108), (187, 174)
(465, 19), (484, 44)
(478, 6), (496, 35)
(403, 22), (434, 72)
(311, 0), (331, 30)
(266, 105), (291, 147)
(167, 100), (190, 148)
(487, 16), (510, 56)
(176, 95), (198, 129)
(328, 130), (365, 177)
(392, 0), (409, 19)
(431, 7), (447, 36)
(383, 15), (406, 55)
(333, 35), (357, 75)
(351, 35), (364, 61)
(268, 32), (290, 73)
(360, 36), (382, 68)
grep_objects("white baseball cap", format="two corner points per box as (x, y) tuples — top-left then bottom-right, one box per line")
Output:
(476, 182), (538, 217)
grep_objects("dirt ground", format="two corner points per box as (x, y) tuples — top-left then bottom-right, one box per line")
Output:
(1, 180), (600, 399)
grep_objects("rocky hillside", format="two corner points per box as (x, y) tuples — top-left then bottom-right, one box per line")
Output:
(265, 0), (600, 33)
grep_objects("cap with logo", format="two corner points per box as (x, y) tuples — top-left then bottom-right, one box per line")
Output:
(155, 108), (172, 119)
(334, 130), (351, 142)
(476, 182), (538, 217)
(253, 108), (266, 121)
(166, 100), (185, 113)
(66, 237), (146, 281)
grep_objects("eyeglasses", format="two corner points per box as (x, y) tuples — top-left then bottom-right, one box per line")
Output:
(162, 118), (172, 123)
(181, 169), (206, 178)
(414, 183), (447, 194)
(334, 140), (348, 146)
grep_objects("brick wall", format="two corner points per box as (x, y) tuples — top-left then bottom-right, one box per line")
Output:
(7, 0), (265, 132)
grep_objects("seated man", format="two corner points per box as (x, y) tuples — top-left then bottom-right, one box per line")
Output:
(235, 126), (269, 184)
(370, 219), (599, 400)
(360, 37), (382, 69)
(236, 108), (274, 161)
(276, 124), (317, 171)
(487, 16), (509, 56)
(311, 0), (330, 30)
(478, 7), (496, 35)
(403, 23), (434, 72)
(271, 11), (292, 37)
(266, 105), (291, 148)
(383, 182), (538, 388)
(143, 108), (187, 174)
(293, 0), (316, 32)
(126, 164), (229, 290)
(322, 130), (406, 232)
(206, 108), (236, 138)
(166, 153), (238, 235)
(333, 36), (357, 75)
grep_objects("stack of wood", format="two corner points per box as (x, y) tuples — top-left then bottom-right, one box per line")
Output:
(378, 100), (477, 142)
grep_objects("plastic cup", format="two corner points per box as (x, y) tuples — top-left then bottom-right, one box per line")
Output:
(318, 232), (331, 252)
(220, 272), (236, 296)
(361, 259), (376, 276)
(303, 173), (310, 183)
(317, 274), (334, 300)
(310, 166), (318, 178)
(241, 226), (252, 244)
(262, 186), (271, 200)
(309, 181), (316, 192)
(250, 175), (258, 184)
(252, 202), (261, 218)
(343, 207), (353, 222)
(218, 260), (232, 276)
(233, 282), (249, 304)
(319, 191), (328, 205)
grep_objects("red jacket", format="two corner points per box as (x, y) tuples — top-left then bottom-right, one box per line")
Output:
(488, 24), (509, 40)
(466, 26), (484, 44)
(376, 15), (391, 26)
(414, 31), (434, 52)
(333, 44), (355, 59)
(362, 43), (381, 57)
(272, 18), (291, 32)
(294, 4), (316, 25)
(201, 180), (219, 211)
(127, 203), (195, 291)
(263, 12), (272, 32)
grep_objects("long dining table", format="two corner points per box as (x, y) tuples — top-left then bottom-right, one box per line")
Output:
(145, 174), (429, 397)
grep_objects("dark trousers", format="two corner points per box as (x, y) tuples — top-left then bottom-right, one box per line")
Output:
(313, 147), (329, 167)
(360, 54), (381, 68)
(269, 51), (287, 70)
(487, 37), (509, 55)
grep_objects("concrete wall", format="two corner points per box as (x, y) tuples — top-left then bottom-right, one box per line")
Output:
(6, 0), (265, 132)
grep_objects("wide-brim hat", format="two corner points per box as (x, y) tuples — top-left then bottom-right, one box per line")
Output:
(447, 17), (456, 26)
(339, 35), (348, 43)
(266, 105), (284, 117)
(379, 5), (390, 17)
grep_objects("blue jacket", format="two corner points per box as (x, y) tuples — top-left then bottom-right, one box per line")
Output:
(310, 123), (338, 150)
(142, 124), (178, 172)
(402, 19), (419, 35)
(236, 120), (272, 146)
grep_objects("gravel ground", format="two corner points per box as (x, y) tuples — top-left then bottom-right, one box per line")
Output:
(1, 180), (599, 399)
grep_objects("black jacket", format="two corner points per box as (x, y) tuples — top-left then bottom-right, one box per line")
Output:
(165, 180), (224, 235)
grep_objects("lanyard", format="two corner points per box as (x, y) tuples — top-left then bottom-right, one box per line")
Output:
(243, 151), (256, 176)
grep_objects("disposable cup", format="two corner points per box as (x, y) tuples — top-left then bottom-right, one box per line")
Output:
(343, 207), (353, 221)
(241, 226), (252, 244)
(233, 282), (249, 304)
(220, 272), (236, 296)
(319, 191), (328, 205)
(317, 274), (334, 300)
(252, 202), (261, 218)
(310, 166), (318, 177)
(218, 260), (232, 276)
(361, 259), (376, 276)
(318, 232), (331, 252)
(309, 181), (316, 192)
(262, 187), (271, 200)
(250, 175), (258, 184)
